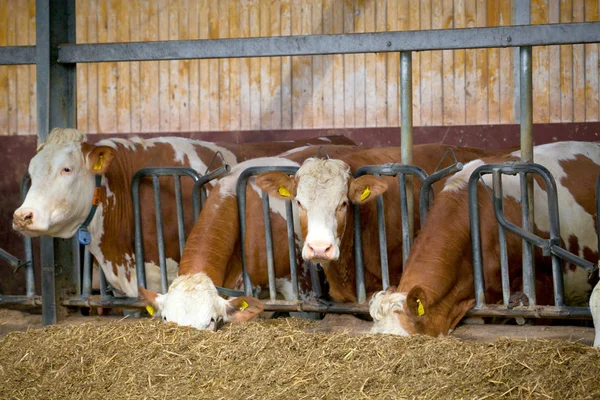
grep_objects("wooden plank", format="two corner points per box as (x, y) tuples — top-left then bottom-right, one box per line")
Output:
(208, 0), (220, 130)
(364, 0), (376, 127)
(375, 0), (386, 127)
(548, 0), (561, 122)
(179, 0), (191, 131)
(430, 0), (443, 126)
(311, 0), (323, 129)
(260, 0), (271, 130)
(281, 0), (293, 129)
(453, 0), (466, 125)
(321, 0), (334, 128)
(409, 0), (420, 126)
(572, 0), (585, 122)
(27, 0), (36, 135)
(486, 0), (500, 124)
(239, 0), (250, 130)
(354, 0), (366, 127)
(560, 0), (573, 122)
(97, 0), (114, 133)
(332, 0), (344, 128)
(420, 0), (432, 126)
(440, 0), (454, 125)
(475, 0), (488, 125)
(0, 0), (9, 135)
(499, 0), (513, 123)
(249, 0), (261, 130)
(270, 0), (281, 129)
(129, 0), (141, 132)
(229, 0), (241, 130)
(300, 0), (313, 128)
(76, 0), (88, 133)
(386, 0), (399, 127)
(116, 0), (131, 133)
(531, 0), (548, 123)
(86, 0), (99, 133)
(6, 0), (16, 135)
(158, 0), (170, 132)
(219, 0), (231, 131)
(188, 0), (201, 132)
(584, 0), (599, 121)
(168, 0), (180, 132)
(343, 0), (354, 127)
(140, 0), (160, 133)
(199, 0), (210, 131)
(464, 0), (477, 124)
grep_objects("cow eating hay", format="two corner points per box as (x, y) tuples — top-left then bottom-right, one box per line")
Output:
(0, 317), (599, 399)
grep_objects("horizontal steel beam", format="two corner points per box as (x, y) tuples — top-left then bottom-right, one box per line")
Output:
(0, 295), (41, 306)
(58, 22), (600, 63)
(467, 305), (591, 319)
(0, 45), (36, 65)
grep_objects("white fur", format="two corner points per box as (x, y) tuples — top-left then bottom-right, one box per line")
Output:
(369, 291), (410, 336)
(591, 280), (600, 347)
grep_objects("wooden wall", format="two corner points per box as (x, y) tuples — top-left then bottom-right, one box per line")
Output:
(0, 0), (598, 135)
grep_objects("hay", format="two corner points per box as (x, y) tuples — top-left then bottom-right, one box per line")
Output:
(0, 318), (599, 400)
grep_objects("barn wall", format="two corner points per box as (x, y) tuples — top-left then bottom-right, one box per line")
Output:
(0, 0), (598, 136)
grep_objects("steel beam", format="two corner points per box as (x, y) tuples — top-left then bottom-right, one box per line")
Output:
(0, 46), (36, 65)
(58, 22), (600, 63)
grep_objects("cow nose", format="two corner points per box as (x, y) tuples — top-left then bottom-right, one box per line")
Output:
(13, 208), (35, 227)
(306, 241), (336, 260)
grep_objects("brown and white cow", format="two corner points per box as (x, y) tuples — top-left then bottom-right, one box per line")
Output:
(139, 144), (499, 329)
(368, 141), (600, 347)
(12, 128), (354, 298)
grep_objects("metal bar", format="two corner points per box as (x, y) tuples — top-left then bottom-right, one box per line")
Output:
(20, 173), (35, 297)
(285, 200), (299, 301)
(261, 192), (277, 301)
(0, 248), (24, 270)
(173, 175), (186, 257)
(58, 22), (600, 63)
(468, 170), (487, 308)
(80, 246), (93, 298)
(0, 45), (36, 65)
(0, 295), (42, 306)
(418, 161), (464, 227)
(353, 203), (367, 303)
(398, 174), (411, 266)
(491, 169), (511, 307)
(99, 267), (109, 298)
(597, 176), (600, 267)
(400, 51), (414, 243)
(376, 188), (390, 290)
(152, 176), (168, 294)
(40, 236), (56, 325)
(466, 305), (591, 319)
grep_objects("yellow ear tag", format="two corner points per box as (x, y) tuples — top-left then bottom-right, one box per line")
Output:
(93, 155), (104, 171)
(239, 299), (249, 312)
(146, 305), (155, 316)
(416, 299), (425, 316)
(278, 186), (291, 197)
(360, 186), (371, 201)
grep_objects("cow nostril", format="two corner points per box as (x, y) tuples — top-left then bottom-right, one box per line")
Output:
(23, 212), (33, 221)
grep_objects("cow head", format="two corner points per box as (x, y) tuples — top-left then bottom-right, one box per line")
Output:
(256, 157), (388, 264)
(139, 273), (264, 331)
(13, 128), (115, 238)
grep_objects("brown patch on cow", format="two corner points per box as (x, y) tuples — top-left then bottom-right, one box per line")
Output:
(559, 154), (600, 220)
(567, 235), (581, 272)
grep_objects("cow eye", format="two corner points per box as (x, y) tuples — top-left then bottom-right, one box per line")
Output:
(62, 167), (72, 173)
(338, 201), (348, 210)
(296, 200), (304, 209)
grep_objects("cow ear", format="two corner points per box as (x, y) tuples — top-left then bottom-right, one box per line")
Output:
(405, 286), (428, 318)
(255, 171), (296, 200)
(225, 296), (264, 323)
(138, 286), (164, 315)
(348, 175), (388, 204)
(84, 145), (115, 175)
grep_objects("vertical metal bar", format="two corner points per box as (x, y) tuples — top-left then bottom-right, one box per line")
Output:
(99, 266), (109, 298)
(520, 45), (536, 306)
(192, 184), (201, 223)
(353, 204), (366, 303)
(492, 171), (511, 306)
(541, 169), (565, 307)
(597, 176), (600, 272)
(376, 194), (390, 291)
(399, 174), (411, 265)
(401, 51), (414, 243)
(132, 177), (147, 289)
(285, 200), (299, 300)
(261, 192), (277, 300)
(36, 0), (76, 325)
(152, 176), (168, 294)
(512, 0), (531, 121)
(173, 175), (186, 257)
(236, 175), (254, 297)
(20, 174), (35, 297)
(81, 246), (92, 298)
(468, 171), (486, 308)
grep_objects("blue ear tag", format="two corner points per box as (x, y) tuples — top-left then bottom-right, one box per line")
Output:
(77, 228), (91, 245)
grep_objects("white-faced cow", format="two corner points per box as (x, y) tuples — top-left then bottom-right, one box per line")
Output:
(12, 128), (355, 298)
(140, 144), (499, 329)
(368, 141), (600, 347)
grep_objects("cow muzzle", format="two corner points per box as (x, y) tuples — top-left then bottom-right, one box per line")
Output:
(304, 240), (338, 261)
(13, 208), (36, 231)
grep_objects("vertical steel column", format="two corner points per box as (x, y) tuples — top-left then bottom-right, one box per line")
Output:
(400, 52), (414, 243)
(20, 175), (35, 297)
(152, 176), (168, 294)
(36, 0), (77, 326)
(261, 192), (277, 300)
(353, 204), (367, 303)
(519, 46), (536, 306)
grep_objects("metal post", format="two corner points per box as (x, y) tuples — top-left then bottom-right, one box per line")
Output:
(36, 0), (77, 325)
(520, 46), (536, 306)
(401, 51), (414, 242)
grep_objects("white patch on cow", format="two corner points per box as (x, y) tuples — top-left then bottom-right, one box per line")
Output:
(279, 145), (312, 157)
(144, 258), (180, 294)
(591, 281), (600, 347)
(442, 160), (485, 193)
(369, 291), (410, 336)
(295, 158), (351, 261)
(154, 273), (232, 330)
(318, 137), (332, 142)
(151, 137), (238, 174)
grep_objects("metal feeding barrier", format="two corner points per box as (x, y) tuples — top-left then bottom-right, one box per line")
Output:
(234, 158), (462, 313)
(467, 162), (598, 319)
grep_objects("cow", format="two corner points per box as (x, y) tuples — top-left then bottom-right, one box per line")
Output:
(12, 128), (355, 298)
(139, 144), (500, 330)
(368, 141), (600, 347)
